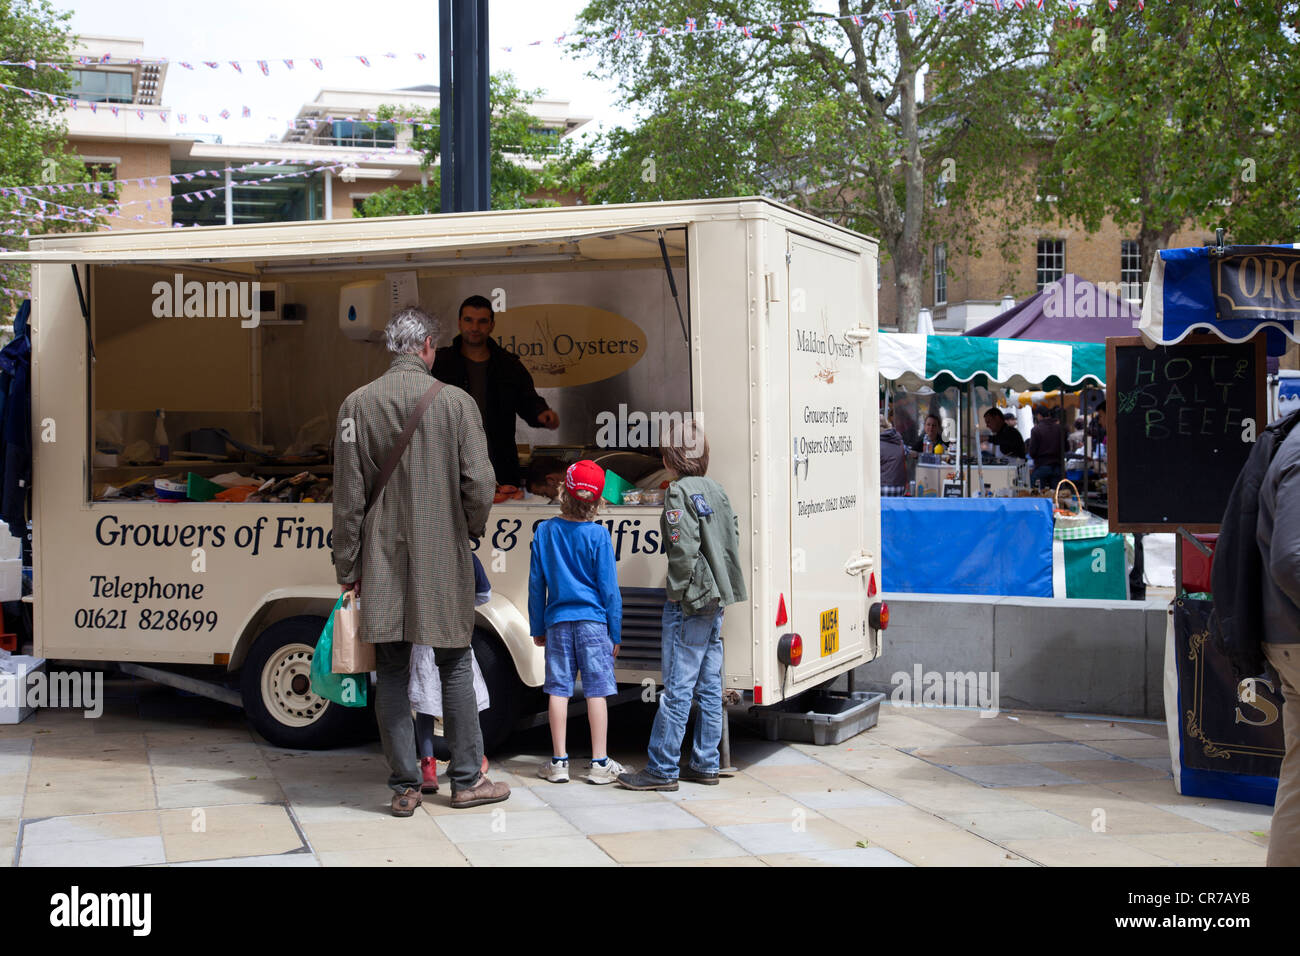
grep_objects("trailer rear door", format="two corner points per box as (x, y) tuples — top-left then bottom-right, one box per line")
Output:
(786, 233), (871, 688)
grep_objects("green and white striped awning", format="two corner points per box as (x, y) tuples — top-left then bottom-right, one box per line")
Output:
(878, 333), (1106, 391)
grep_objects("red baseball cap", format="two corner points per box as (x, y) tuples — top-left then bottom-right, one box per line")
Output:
(565, 460), (605, 502)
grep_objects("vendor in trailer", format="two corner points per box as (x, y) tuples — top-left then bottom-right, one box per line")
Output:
(982, 407), (1026, 459)
(433, 295), (560, 487)
(910, 413), (944, 454)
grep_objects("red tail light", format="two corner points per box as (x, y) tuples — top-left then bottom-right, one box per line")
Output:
(869, 602), (890, 630)
(778, 633), (803, 666)
(868, 572), (877, 597)
(753, 685), (763, 704)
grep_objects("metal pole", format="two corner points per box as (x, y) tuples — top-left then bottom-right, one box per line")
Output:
(323, 169), (333, 219)
(439, 0), (454, 213)
(224, 163), (233, 226)
(441, 0), (491, 213)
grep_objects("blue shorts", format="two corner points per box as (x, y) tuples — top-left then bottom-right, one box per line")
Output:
(543, 620), (616, 699)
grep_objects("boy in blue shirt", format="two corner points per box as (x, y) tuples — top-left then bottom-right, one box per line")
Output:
(529, 460), (625, 784)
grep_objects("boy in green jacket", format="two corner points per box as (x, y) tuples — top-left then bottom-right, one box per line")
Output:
(619, 421), (748, 790)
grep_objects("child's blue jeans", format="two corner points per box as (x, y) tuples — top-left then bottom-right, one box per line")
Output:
(646, 599), (724, 780)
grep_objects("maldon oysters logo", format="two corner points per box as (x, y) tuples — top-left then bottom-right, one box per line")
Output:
(491, 304), (647, 388)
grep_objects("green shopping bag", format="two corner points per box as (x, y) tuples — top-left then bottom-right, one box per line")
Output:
(309, 594), (368, 707)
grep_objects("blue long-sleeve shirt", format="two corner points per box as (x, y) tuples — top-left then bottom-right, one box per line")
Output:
(528, 517), (622, 643)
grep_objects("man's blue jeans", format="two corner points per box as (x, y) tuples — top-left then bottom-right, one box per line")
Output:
(646, 600), (724, 780)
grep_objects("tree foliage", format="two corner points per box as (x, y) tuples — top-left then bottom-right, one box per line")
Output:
(564, 1), (1047, 330)
(0, 0), (111, 316)
(356, 72), (575, 217)
(1032, 0), (1300, 278)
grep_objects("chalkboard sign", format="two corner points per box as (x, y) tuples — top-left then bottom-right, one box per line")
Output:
(1107, 335), (1266, 532)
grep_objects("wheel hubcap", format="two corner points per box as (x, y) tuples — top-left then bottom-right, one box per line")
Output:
(261, 642), (327, 727)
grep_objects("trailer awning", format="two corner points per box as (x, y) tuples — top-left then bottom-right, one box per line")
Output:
(878, 332), (1106, 391)
(0, 221), (687, 268)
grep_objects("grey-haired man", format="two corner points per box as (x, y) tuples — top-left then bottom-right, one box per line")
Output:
(333, 307), (509, 814)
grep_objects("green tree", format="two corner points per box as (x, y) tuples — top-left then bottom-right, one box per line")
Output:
(0, 0), (111, 316)
(565, 1), (1048, 331)
(1033, 0), (1300, 280)
(356, 72), (576, 217)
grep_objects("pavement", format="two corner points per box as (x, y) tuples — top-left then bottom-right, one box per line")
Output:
(0, 679), (1273, 867)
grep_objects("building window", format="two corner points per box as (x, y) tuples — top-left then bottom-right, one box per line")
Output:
(1036, 239), (1065, 291)
(68, 69), (133, 103)
(1120, 239), (1142, 301)
(84, 162), (117, 199)
(934, 243), (947, 305)
(326, 120), (397, 148)
(934, 178), (948, 207)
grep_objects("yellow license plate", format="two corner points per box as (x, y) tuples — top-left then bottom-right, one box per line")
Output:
(820, 607), (839, 657)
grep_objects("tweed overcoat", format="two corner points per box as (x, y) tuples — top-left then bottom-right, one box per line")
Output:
(332, 354), (495, 647)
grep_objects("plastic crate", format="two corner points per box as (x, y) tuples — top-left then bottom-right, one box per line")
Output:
(752, 690), (885, 746)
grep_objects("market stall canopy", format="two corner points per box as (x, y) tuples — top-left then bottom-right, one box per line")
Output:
(967, 274), (1139, 343)
(878, 332), (1105, 391)
(1139, 244), (1300, 356)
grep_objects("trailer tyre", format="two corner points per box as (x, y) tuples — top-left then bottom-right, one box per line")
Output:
(240, 615), (373, 750)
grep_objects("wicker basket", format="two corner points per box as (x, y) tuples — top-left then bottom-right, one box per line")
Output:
(1052, 478), (1092, 528)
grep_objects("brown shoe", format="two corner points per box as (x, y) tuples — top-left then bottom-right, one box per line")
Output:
(450, 774), (511, 810)
(391, 786), (422, 817)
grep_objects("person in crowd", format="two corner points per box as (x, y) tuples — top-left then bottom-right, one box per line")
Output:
(911, 413), (943, 454)
(1027, 402), (1064, 488)
(1069, 417), (1086, 454)
(619, 421), (747, 791)
(410, 551), (493, 794)
(530, 460), (626, 785)
(982, 407), (1027, 459)
(1088, 404), (1107, 450)
(880, 415), (908, 496)
(525, 455), (568, 502)
(1256, 413), (1300, 865)
(333, 307), (509, 815)
(432, 295), (560, 486)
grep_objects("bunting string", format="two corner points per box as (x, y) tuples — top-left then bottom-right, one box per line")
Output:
(0, 0), (1241, 76)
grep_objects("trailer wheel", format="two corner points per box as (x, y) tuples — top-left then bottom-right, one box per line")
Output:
(240, 615), (373, 750)
(427, 628), (525, 760)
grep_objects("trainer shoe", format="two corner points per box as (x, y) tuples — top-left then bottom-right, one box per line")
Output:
(537, 757), (569, 783)
(616, 768), (678, 791)
(586, 757), (627, 785)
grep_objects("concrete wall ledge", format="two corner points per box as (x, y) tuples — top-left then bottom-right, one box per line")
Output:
(838, 593), (1172, 719)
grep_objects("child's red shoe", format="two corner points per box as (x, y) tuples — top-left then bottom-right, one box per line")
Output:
(419, 756), (439, 794)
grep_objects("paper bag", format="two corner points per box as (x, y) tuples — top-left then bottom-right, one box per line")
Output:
(331, 592), (375, 674)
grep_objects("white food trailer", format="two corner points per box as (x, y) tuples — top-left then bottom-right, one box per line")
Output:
(5, 197), (888, 748)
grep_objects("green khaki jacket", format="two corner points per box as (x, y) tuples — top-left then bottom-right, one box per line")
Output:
(660, 476), (748, 615)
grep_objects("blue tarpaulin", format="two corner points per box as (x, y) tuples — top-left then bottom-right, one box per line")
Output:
(881, 498), (1054, 597)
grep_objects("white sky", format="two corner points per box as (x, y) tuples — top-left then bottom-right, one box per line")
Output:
(66, 0), (629, 144)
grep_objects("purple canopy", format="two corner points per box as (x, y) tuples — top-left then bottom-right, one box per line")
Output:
(967, 274), (1139, 343)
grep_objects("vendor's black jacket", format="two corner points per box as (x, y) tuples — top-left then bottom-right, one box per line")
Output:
(432, 335), (550, 485)
(987, 424), (1026, 459)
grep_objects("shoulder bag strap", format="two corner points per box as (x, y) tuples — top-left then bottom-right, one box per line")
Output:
(365, 379), (446, 514)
